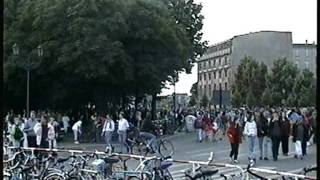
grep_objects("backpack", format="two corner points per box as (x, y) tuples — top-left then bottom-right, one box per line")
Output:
(194, 118), (202, 129)
(13, 126), (23, 141)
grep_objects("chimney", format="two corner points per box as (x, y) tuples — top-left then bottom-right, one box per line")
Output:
(305, 40), (308, 44)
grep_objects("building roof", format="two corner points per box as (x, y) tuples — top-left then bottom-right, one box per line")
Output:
(293, 43), (317, 47)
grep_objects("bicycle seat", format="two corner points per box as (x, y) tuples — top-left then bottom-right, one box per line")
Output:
(103, 157), (119, 164)
(160, 162), (173, 169)
(57, 157), (70, 163)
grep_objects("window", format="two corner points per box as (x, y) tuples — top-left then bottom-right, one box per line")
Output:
(209, 85), (211, 96)
(204, 73), (206, 80)
(209, 73), (211, 80)
(224, 57), (227, 65)
(214, 71), (216, 79)
(214, 59), (216, 67)
(219, 83), (222, 90)
(199, 63), (201, 70)
(295, 50), (299, 57)
(225, 82), (228, 90)
(203, 62), (206, 69)
(219, 58), (221, 65)
(214, 84), (216, 90)
(199, 73), (201, 81)
(305, 62), (309, 68)
(224, 69), (228, 77)
(306, 49), (309, 57)
(219, 70), (222, 78)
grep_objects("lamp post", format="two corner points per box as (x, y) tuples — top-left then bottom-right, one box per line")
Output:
(12, 43), (43, 118)
(173, 75), (177, 120)
(219, 79), (222, 109)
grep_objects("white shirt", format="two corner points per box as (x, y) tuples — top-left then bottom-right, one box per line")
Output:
(118, 118), (129, 131)
(102, 120), (115, 132)
(62, 116), (70, 127)
(244, 121), (257, 136)
(72, 121), (82, 131)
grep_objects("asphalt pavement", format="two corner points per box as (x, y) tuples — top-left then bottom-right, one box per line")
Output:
(58, 131), (316, 179)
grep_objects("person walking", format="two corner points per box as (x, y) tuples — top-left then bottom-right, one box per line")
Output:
(227, 120), (242, 163)
(23, 111), (38, 148)
(48, 117), (58, 149)
(292, 119), (304, 160)
(194, 114), (204, 143)
(269, 112), (281, 161)
(101, 114), (115, 152)
(117, 113), (129, 153)
(244, 112), (257, 163)
(280, 111), (290, 156)
(301, 115), (310, 157)
(72, 119), (82, 144)
(256, 112), (267, 160)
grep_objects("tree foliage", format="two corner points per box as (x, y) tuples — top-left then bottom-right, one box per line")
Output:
(4, 0), (207, 112)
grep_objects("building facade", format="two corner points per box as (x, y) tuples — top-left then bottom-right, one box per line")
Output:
(197, 31), (317, 106)
(292, 41), (317, 75)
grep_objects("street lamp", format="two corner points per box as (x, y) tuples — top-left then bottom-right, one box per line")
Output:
(219, 79), (222, 109)
(12, 43), (43, 118)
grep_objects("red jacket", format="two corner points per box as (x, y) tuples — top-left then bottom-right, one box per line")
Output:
(227, 124), (242, 144)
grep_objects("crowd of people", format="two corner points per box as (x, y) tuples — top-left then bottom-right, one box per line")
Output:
(4, 106), (317, 164)
(188, 107), (317, 164)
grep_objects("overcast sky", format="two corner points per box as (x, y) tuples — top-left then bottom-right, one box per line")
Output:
(160, 0), (317, 96)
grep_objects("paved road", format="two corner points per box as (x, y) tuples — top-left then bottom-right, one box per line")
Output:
(58, 132), (316, 179)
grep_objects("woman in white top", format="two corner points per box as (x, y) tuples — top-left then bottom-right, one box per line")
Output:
(72, 120), (82, 144)
(101, 114), (115, 151)
(244, 112), (257, 163)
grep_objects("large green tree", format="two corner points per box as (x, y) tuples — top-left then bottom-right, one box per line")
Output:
(4, 0), (207, 112)
(268, 58), (299, 106)
(231, 56), (267, 107)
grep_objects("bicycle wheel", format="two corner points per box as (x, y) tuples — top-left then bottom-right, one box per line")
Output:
(158, 140), (174, 157)
(43, 173), (66, 180)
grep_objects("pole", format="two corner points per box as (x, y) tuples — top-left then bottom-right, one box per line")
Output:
(27, 69), (30, 119)
(173, 81), (176, 119)
(219, 84), (222, 109)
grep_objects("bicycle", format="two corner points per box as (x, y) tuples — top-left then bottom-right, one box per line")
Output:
(185, 166), (219, 180)
(128, 131), (174, 158)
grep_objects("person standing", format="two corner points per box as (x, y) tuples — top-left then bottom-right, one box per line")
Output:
(11, 117), (24, 148)
(62, 113), (70, 134)
(34, 115), (55, 149)
(72, 119), (82, 144)
(227, 120), (242, 163)
(101, 114), (115, 152)
(244, 112), (257, 163)
(117, 113), (129, 153)
(23, 111), (37, 148)
(280, 112), (290, 156)
(48, 117), (58, 149)
(269, 112), (281, 161)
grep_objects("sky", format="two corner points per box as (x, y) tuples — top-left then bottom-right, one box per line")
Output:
(160, 0), (317, 96)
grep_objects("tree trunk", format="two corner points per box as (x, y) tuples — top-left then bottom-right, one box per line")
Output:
(151, 93), (157, 120)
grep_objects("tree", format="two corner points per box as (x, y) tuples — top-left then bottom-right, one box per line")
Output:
(231, 87), (242, 107)
(4, 0), (207, 112)
(201, 95), (209, 108)
(268, 58), (299, 106)
(246, 88), (256, 108)
(261, 85), (272, 106)
(232, 56), (267, 106)
(188, 82), (198, 107)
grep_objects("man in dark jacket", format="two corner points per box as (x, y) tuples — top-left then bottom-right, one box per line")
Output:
(269, 112), (281, 161)
(256, 112), (269, 160)
(280, 111), (290, 156)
